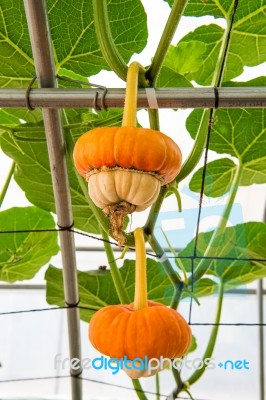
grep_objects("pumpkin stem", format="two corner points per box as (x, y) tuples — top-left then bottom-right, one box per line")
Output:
(122, 62), (147, 127)
(102, 201), (136, 247)
(133, 227), (148, 310)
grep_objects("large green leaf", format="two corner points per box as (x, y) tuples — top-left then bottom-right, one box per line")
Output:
(157, 43), (198, 87)
(174, 0), (266, 85)
(183, 0), (232, 18)
(0, 110), (21, 126)
(46, 257), (220, 321)
(179, 222), (266, 293)
(0, 129), (101, 233)
(223, 76), (266, 87)
(190, 157), (266, 197)
(0, 207), (59, 282)
(0, 0), (147, 88)
(45, 258), (177, 321)
(0, 109), (44, 125)
(187, 108), (266, 196)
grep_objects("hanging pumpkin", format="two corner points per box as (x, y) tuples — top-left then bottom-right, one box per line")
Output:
(73, 62), (182, 245)
(89, 228), (192, 378)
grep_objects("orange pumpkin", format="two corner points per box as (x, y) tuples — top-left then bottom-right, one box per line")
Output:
(73, 126), (182, 185)
(73, 126), (181, 213)
(89, 228), (191, 378)
(73, 62), (182, 245)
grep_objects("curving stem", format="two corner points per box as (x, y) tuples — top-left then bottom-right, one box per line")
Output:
(92, 0), (128, 81)
(0, 160), (15, 208)
(186, 280), (224, 386)
(122, 62), (148, 127)
(133, 227), (148, 310)
(146, 0), (189, 83)
(101, 228), (130, 304)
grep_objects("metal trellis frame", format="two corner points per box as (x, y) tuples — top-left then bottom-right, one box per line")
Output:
(0, 87), (266, 109)
(23, 1), (82, 399)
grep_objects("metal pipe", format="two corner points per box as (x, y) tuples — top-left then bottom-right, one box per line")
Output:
(23, 1), (82, 399)
(258, 279), (265, 400)
(1, 87), (266, 108)
(0, 284), (264, 296)
(258, 203), (266, 400)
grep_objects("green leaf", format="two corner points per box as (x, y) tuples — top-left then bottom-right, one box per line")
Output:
(178, 0), (266, 85)
(45, 258), (176, 322)
(2, 109), (44, 124)
(157, 43), (205, 87)
(187, 108), (266, 196)
(190, 158), (236, 197)
(0, 0), (147, 88)
(0, 110), (21, 126)
(0, 1), (35, 88)
(189, 157), (266, 197)
(179, 222), (266, 291)
(178, 25), (231, 85)
(182, 277), (218, 299)
(186, 335), (197, 355)
(155, 66), (192, 88)
(0, 207), (59, 283)
(184, 0), (233, 18)
(0, 130), (100, 234)
(223, 76), (266, 87)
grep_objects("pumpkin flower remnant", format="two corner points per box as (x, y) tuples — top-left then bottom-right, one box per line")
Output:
(73, 62), (182, 245)
(88, 227), (192, 378)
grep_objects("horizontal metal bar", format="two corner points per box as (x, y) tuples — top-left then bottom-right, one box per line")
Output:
(0, 87), (266, 108)
(0, 284), (264, 295)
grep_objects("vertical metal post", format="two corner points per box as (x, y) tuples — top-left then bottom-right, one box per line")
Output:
(23, 1), (82, 399)
(259, 203), (266, 400)
(258, 279), (265, 400)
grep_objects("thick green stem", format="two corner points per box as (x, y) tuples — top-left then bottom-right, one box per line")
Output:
(144, 186), (168, 236)
(146, 0), (189, 83)
(132, 379), (148, 400)
(172, 368), (184, 393)
(148, 109), (160, 131)
(101, 228), (130, 304)
(133, 228), (148, 310)
(0, 160), (15, 208)
(155, 373), (160, 400)
(175, 109), (211, 184)
(148, 234), (184, 308)
(184, 389), (195, 400)
(186, 280), (224, 386)
(188, 164), (243, 286)
(92, 0), (127, 81)
(167, 182), (182, 212)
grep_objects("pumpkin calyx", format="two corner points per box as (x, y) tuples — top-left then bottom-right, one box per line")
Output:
(102, 201), (135, 246)
(86, 166), (165, 183)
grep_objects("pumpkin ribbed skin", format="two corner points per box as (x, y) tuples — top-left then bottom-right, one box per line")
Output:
(73, 126), (182, 184)
(89, 300), (192, 363)
(89, 170), (161, 210)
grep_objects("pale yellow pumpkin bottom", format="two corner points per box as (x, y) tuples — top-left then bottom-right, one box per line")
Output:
(88, 169), (161, 211)
(87, 169), (162, 245)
